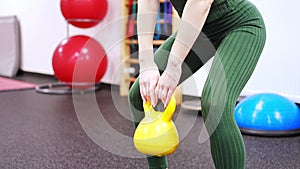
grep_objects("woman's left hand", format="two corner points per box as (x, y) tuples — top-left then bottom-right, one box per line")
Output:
(155, 62), (182, 107)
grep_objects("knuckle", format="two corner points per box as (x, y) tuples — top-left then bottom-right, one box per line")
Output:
(139, 80), (147, 85)
(149, 88), (155, 93)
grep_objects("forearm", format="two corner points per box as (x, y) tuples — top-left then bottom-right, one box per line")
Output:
(168, 0), (214, 67)
(137, 0), (159, 66)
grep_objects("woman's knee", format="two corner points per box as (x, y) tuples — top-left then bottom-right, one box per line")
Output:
(200, 86), (228, 124)
(200, 91), (212, 119)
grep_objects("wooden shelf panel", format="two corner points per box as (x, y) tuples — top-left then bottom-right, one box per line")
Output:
(124, 77), (137, 82)
(125, 39), (165, 45)
(128, 58), (139, 64)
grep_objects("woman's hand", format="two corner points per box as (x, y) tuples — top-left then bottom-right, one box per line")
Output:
(139, 68), (160, 105)
(156, 56), (182, 107)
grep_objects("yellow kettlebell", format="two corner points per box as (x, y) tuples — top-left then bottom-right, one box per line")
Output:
(133, 96), (179, 156)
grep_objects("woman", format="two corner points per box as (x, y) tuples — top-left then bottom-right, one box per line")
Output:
(128, 0), (266, 168)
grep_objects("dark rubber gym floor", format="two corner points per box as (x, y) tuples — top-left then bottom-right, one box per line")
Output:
(1, 72), (300, 169)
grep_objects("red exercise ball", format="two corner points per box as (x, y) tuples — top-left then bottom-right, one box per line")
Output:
(52, 35), (108, 88)
(60, 0), (108, 28)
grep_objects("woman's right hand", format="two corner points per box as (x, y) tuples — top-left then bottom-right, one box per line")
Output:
(139, 68), (160, 106)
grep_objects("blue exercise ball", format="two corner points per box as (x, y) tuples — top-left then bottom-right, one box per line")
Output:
(234, 93), (300, 132)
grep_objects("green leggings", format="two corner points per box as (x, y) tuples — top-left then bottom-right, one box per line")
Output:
(128, 0), (266, 168)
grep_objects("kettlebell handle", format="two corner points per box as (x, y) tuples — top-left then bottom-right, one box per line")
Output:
(143, 96), (176, 122)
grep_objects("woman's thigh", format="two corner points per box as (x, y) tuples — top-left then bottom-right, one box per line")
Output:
(201, 25), (266, 124)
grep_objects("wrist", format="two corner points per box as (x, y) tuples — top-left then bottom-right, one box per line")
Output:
(139, 49), (157, 72)
(167, 54), (183, 69)
(164, 55), (183, 83)
(139, 67), (159, 74)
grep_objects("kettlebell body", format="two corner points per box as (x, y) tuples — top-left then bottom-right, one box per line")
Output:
(133, 96), (179, 156)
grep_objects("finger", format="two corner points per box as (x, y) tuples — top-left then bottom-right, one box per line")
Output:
(155, 85), (162, 100)
(150, 87), (157, 107)
(159, 88), (167, 106)
(149, 80), (158, 107)
(150, 91), (156, 107)
(139, 83), (147, 102)
(164, 88), (174, 108)
(144, 83), (150, 100)
(160, 98), (166, 106)
(140, 87), (146, 102)
(155, 86), (161, 103)
(158, 88), (167, 100)
(162, 89), (167, 99)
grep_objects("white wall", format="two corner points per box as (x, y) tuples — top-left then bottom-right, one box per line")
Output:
(0, 0), (65, 74)
(182, 0), (300, 103)
(0, 0), (121, 84)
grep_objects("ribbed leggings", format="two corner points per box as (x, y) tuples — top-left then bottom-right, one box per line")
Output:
(128, 1), (266, 168)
